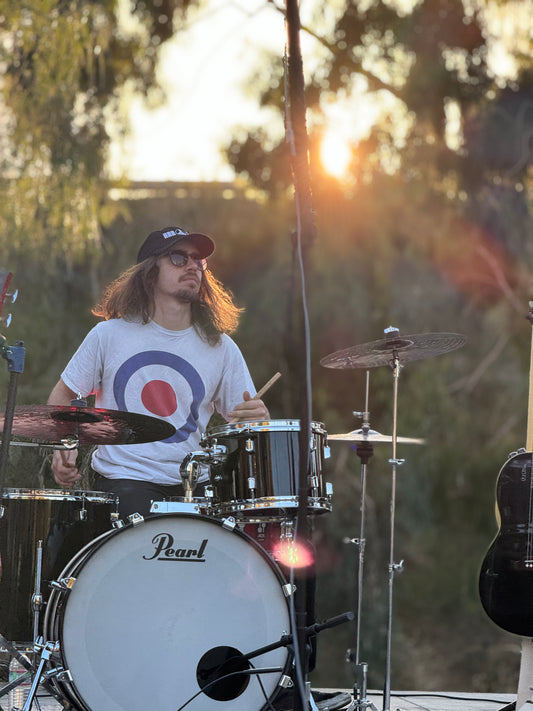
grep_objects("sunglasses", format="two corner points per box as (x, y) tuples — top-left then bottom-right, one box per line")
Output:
(167, 250), (207, 271)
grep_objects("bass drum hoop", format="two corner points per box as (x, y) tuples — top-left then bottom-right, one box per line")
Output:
(44, 513), (292, 711)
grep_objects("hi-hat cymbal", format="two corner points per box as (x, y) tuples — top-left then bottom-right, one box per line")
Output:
(320, 331), (466, 369)
(0, 405), (176, 446)
(329, 428), (425, 445)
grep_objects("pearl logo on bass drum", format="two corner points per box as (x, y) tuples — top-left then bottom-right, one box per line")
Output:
(142, 533), (208, 562)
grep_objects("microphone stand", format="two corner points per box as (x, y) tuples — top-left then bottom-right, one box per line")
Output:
(243, 611), (354, 664)
(284, 0), (317, 703)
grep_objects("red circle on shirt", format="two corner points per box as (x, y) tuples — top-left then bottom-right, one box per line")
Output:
(141, 380), (177, 417)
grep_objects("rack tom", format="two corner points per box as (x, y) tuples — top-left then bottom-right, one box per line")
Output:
(205, 419), (332, 521)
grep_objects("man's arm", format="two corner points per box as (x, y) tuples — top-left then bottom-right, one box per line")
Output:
(47, 378), (82, 487)
(47, 378), (77, 406)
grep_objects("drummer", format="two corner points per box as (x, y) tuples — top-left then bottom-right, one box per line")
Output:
(48, 225), (269, 518)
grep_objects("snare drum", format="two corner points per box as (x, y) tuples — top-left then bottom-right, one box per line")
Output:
(206, 420), (332, 520)
(0, 488), (118, 642)
(44, 513), (291, 711)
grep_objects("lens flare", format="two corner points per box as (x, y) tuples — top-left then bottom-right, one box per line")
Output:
(319, 131), (352, 179)
(272, 539), (314, 569)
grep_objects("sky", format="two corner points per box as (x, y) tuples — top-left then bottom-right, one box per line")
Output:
(109, 0), (288, 183)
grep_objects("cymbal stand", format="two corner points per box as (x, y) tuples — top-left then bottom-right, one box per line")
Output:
(345, 371), (378, 711)
(383, 349), (404, 711)
(0, 338), (25, 496)
(20, 639), (64, 711)
(0, 634), (67, 709)
(31, 541), (44, 644)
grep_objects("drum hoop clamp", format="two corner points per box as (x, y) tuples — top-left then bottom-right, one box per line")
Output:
(222, 516), (236, 531)
(278, 674), (294, 688)
(282, 583), (296, 598)
(50, 576), (76, 592)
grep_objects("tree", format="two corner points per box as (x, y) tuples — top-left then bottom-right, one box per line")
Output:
(0, 0), (199, 259)
(226, 0), (532, 200)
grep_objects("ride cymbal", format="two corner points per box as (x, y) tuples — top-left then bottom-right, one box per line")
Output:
(0, 405), (176, 446)
(320, 330), (466, 369)
(328, 428), (425, 445)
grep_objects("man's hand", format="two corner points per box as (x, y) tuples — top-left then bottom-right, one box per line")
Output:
(47, 378), (82, 486)
(227, 390), (270, 422)
(51, 448), (81, 487)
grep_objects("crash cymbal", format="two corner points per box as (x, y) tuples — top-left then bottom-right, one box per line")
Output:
(328, 428), (425, 445)
(0, 405), (176, 446)
(320, 330), (466, 369)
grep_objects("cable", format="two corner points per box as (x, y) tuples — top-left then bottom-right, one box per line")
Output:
(393, 691), (514, 702)
(175, 666), (283, 711)
(389, 691), (515, 711)
(255, 664), (278, 711)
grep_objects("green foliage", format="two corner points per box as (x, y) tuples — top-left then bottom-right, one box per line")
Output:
(226, 0), (532, 209)
(0, 0), (198, 259)
(1, 0), (533, 699)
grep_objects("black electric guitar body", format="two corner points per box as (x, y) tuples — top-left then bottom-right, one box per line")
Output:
(479, 450), (533, 636)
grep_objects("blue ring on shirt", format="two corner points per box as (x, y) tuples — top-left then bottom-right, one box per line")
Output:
(113, 351), (205, 443)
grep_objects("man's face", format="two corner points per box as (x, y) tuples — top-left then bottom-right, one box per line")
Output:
(154, 240), (204, 303)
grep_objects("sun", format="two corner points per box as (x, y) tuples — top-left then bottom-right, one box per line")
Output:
(319, 130), (353, 179)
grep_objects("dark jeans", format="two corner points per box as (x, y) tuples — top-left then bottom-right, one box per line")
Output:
(93, 472), (186, 518)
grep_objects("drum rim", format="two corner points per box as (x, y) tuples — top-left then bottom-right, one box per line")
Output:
(50, 512), (290, 586)
(0, 487), (119, 503)
(206, 419), (326, 437)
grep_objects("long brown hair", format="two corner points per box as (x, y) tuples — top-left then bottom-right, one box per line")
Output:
(92, 256), (243, 345)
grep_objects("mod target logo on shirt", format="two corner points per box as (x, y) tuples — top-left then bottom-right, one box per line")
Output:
(113, 351), (205, 443)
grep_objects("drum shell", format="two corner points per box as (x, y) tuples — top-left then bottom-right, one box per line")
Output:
(207, 420), (331, 520)
(44, 513), (291, 711)
(0, 488), (118, 642)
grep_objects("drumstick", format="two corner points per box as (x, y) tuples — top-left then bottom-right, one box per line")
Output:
(253, 371), (282, 400)
(229, 372), (281, 423)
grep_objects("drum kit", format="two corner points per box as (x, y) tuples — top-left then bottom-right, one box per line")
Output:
(0, 281), (467, 711)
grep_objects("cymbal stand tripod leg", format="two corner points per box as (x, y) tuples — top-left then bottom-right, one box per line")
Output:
(345, 372), (378, 711)
(0, 634), (67, 709)
(383, 354), (404, 711)
(19, 639), (68, 711)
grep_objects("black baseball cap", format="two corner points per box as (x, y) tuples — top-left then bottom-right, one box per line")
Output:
(137, 226), (215, 263)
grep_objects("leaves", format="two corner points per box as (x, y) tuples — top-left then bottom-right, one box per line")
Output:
(0, 0), (199, 259)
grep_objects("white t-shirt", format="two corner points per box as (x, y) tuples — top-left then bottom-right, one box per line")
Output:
(61, 318), (256, 485)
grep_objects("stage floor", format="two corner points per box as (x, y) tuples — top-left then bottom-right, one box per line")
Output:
(360, 690), (514, 710)
(0, 687), (516, 710)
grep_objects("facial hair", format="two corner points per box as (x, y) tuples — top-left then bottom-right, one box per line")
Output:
(174, 288), (201, 303)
